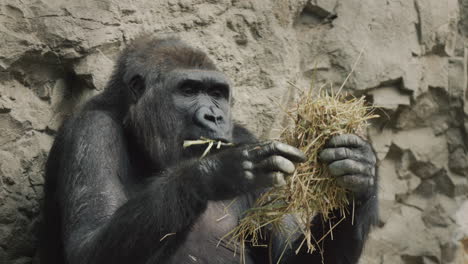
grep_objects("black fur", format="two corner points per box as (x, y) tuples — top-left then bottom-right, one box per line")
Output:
(41, 36), (378, 264)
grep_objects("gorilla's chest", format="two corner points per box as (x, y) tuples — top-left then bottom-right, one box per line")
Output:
(168, 200), (254, 264)
(193, 200), (240, 237)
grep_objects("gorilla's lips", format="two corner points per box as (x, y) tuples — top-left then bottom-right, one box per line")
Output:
(184, 120), (233, 145)
(184, 129), (232, 144)
(208, 137), (230, 144)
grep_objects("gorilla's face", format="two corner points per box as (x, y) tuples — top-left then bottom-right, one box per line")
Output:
(169, 69), (233, 143)
(124, 69), (233, 167)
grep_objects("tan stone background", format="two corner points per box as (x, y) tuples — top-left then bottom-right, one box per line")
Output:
(0, 0), (467, 263)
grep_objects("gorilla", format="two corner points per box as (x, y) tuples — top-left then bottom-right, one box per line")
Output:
(41, 36), (378, 264)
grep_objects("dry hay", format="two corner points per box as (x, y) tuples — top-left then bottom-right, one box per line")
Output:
(183, 137), (234, 158)
(221, 84), (378, 263)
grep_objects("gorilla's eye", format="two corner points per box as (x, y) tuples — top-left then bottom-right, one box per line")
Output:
(180, 80), (203, 96)
(181, 86), (198, 95)
(208, 88), (222, 98)
(208, 85), (229, 99)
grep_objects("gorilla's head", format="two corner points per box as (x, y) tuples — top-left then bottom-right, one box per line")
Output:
(108, 37), (234, 168)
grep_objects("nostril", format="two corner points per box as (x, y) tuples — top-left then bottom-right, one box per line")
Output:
(216, 116), (223, 122)
(204, 114), (216, 123)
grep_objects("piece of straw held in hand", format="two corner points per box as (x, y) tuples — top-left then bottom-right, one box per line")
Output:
(222, 88), (378, 262)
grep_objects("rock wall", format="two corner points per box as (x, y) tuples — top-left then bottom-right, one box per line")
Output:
(0, 0), (467, 263)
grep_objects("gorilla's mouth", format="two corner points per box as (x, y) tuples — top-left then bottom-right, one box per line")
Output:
(182, 127), (233, 153)
(184, 132), (231, 144)
(210, 137), (230, 143)
(184, 137), (230, 144)
(182, 136), (233, 157)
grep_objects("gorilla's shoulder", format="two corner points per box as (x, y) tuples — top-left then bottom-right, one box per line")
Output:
(58, 105), (122, 145)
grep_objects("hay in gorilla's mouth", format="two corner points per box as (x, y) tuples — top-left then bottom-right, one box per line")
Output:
(221, 84), (378, 263)
(183, 137), (234, 158)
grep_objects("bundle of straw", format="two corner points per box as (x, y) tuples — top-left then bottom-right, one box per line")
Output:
(222, 86), (378, 262)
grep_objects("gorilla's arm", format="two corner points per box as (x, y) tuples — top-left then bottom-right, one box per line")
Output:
(52, 111), (214, 264)
(274, 194), (378, 264)
(271, 134), (379, 264)
(52, 114), (304, 264)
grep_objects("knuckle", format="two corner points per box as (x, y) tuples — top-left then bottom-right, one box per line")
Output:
(272, 141), (281, 150)
(342, 174), (353, 183)
(274, 174), (286, 187)
(320, 149), (334, 161)
(242, 161), (253, 170)
(352, 134), (363, 141)
(344, 175), (360, 190)
(362, 141), (373, 152)
(330, 159), (341, 168)
(358, 163), (368, 173)
(272, 155), (282, 164)
(320, 148), (330, 157)
(265, 156), (276, 167)
(244, 171), (254, 181)
(242, 149), (250, 159)
(369, 177), (375, 187)
(329, 162), (343, 175)
(344, 159), (354, 168)
(318, 150), (325, 160)
(339, 148), (348, 158)
(369, 152), (377, 164)
(345, 148), (353, 157)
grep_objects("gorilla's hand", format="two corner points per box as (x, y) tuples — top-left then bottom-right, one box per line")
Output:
(319, 134), (377, 198)
(199, 141), (305, 200)
(238, 141), (306, 187)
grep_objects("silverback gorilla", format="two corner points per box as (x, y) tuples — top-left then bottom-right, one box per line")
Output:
(41, 36), (378, 264)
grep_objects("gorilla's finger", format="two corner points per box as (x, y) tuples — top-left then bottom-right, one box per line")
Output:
(257, 155), (295, 174)
(328, 159), (370, 177)
(360, 146), (377, 165)
(256, 171), (286, 187)
(326, 134), (366, 148)
(242, 161), (254, 170)
(246, 141), (306, 163)
(272, 142), (306, 162)
(269, 172), (287, 187)
(319, 147), (364, 163)
(244, 171), (254, 181)
(336, 174), (374, 193)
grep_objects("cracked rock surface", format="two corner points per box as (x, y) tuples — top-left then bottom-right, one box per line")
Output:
(0, 0), (467, 263)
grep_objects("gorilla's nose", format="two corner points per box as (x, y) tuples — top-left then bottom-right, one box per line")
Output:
(194, 107), (225, 131)
(204, 113), (223, 123)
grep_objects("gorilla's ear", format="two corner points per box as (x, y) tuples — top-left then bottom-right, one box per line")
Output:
(129, 75), (145, 102)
